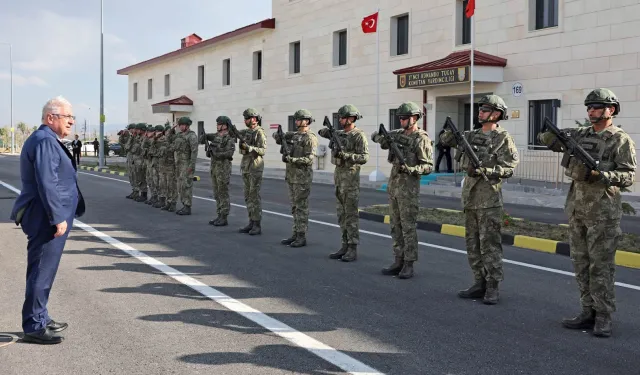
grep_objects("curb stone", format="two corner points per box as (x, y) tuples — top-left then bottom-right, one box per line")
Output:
(79, 165), (201, 181)
(357, 210), (640, 270)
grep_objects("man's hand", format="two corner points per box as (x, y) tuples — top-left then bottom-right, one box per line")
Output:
(54, 221), (67, 238)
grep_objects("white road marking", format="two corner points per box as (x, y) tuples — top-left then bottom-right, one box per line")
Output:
(75, 171), (640, 292)
(0, 179), (384, 375)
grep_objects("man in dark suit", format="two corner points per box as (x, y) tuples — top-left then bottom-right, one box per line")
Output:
(9, 96), (85, 345)
(71, 134), (82, 164)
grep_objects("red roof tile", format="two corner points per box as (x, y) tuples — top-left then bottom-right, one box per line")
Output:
(151, 95), (193, 106)
(117, 18), (276, 75)
(393, 50), (507, 75)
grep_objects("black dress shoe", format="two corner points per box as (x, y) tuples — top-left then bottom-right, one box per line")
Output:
(22, 328), (63, 345)
(47, 320), (68, 333)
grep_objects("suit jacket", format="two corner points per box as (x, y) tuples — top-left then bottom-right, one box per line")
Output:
(10, 125), (85, 233)
(71, 139), (82, 152)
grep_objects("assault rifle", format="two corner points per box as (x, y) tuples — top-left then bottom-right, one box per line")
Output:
(197, 121), (212, 158)
(443, 116), (488, 182)
(378, 123), (408, 168)
(227, 122), (246, 148)
(541, 116), (612, 186)
(323, 116), (343, 157)
(276, 124), (291, 163)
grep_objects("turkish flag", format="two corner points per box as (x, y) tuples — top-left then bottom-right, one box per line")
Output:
(465, 0), (475, 18)
(361, 12), (378, 33)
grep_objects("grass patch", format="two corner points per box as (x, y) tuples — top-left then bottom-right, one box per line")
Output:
(362, 204), (640, 254)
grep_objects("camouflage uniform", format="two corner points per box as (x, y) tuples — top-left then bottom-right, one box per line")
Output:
(157, 124), (178, 212)
(440, 95), (520, 304)
(141, 126), (155, 204)
(372, 102), (433, 279)
(200, 116), (236, 226)
(128, 123), (147, 200)
(274, 109), (318, 247)
(318, 104), (369, 261)
(538, 88), (637, 337)
(236, 108), (267, 235)
(146, 125), (164, 206)
(119, 124), (134, 198)
(173, 117), (199, 215)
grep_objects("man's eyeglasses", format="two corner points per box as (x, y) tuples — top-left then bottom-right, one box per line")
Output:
(398, 116), (410, 120)
(479, 107), (494, 113)
(587, 104), (606, 111)
(52, 114), (76, 120)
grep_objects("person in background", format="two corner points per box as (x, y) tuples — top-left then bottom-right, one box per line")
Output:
(71, 134), (82, 165)
(92, 138), (99, 156)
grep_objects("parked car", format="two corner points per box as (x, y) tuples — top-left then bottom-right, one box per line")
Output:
(108, 143), (125, 157)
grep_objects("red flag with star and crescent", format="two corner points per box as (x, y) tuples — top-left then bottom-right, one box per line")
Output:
(361, 12), (378, 33)
(465, 0), (475, 18)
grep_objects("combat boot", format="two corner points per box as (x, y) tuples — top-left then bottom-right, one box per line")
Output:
(458, 279), (487, 299)
(147, 194), (157, 205)
(153, 197), (166, 208)
(249, 221), (262, 235)
(593, 312), (612, 338)
(381, 257), (404, 276)
(281, 233), (297, 245)
(239, 222), (253, 233)
(209, 216), (220, 225)
(131, 191), (139, 200)
(290, 232), (306, 247)
(176, 205), (191, 215)
(135, 191), (147, 202)
(329, 243), (348, 259)
(341, 245), (357, 262)
(214, 215), (228, 226)
(398, 261), (414, 279)
(483, 280), (499, 305)
(562, 307), (596, 330)
(166, 202), (177, 212)
(126, 191), (135, 199)
(161, 201), (170, 211)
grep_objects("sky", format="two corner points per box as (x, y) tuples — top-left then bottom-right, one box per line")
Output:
(0, 0), (272, 137)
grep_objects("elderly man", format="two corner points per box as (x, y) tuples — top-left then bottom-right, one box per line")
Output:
(10, 96), (86, 344)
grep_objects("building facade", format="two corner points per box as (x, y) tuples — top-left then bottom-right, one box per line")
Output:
(118, 0), (640, 190)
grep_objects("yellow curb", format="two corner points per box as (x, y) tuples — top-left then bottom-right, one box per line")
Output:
(383, 215), (390, 224)
(615, 251), (640, 269)
(559, 223), (569, 227)
(441, 224), (465, 237)
(436, 208), (462, 213)
(193, 176), (201, 181)
(513, 235), (557, 253)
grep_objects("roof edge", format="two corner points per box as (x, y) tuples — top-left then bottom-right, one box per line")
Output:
(392, 50), (507, 75)
(117, 18), (276, 75)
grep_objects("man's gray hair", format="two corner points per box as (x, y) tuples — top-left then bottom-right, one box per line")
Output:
(41, 96), (72, 121)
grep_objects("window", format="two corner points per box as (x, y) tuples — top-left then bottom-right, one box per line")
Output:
(133, 82), (137, 102)
(388, 109), (401, 130)
(198, 65), (205, 90)
(332, 113), (344, 130)
(197, 121), (205, 138)
(333, 30), (347, 66)
(290, 41), (301, 74)
(391, 14), (409, 56)
(528, 99), (560, 146)
(147, 79), (153, 99)
(222, 59), (231, 86)
(164, 74), (170, 96)
(253, 51), (262, 80)
(460, 0), (471, 45)
(532, 0), (558, 30)
(287, 115), (296, 132)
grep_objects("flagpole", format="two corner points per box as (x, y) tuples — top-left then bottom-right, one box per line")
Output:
(370, 6), (384, 182)
(470, 10), (475, 130)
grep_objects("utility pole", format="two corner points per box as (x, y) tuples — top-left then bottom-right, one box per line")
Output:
(98, 0), (105, 169)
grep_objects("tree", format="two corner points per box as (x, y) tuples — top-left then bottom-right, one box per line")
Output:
(31, 125), (38, 132)
(0, 127), (7, 150)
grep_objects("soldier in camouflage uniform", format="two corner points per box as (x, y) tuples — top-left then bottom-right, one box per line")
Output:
(318, 104), (369, 261)
(274, 109), (318, 247)
(157, 123), (178, 212)
(371, 102), (433, 279)
(440, 95), (520, 304)
(173, 117), (199, 215)
(127, 123), (147, 201)
(145, 125), (164, 206)
(235, 108), (267, 235)
(200, 116), (236, 226)
(140, 125), (154, 203)
(538, 88), (637, 337)
(119, 124), (135, 198)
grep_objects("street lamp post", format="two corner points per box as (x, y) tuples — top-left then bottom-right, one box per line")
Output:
(0, 43), (13, 154)
(98, 0), (105, 169)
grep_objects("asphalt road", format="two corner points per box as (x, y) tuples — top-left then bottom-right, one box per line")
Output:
(1, 154), (639, 375)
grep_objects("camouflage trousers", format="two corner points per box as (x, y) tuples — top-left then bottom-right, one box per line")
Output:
(126, 153), (134, 190)
(211, 160), (232, 216)
(133, 156), (147, 193)
(158, 163), (177, 204)
(464, 207), (504, 282)
(569, 216), (621, 314)
(242, 172), (263, 221)
(288, 182), (311, 234)
(176, 159), (194, 207)
(335, 167), (360, 245)
(388, 178), (419, 262)
(145, 160), (155, 196)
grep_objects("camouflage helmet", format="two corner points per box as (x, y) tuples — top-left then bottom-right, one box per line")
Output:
(154, 125), (165, 132)
(127, 123), (135, 130)
(146, 124), (154, 132)
(243, 107), (262, 120)
(337, 104), (362, 120)
(164, 124), (171, 131)
(478, 94), (509, 120)
(293, 109), (315, 123)
(216, 115), (232, 127)
(396, 101), (423, 120)
(584, 88), (620, 115)
(135, 123), (147, 130)
(177, 116), (192, 126)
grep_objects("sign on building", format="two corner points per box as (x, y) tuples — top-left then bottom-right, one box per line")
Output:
(397, 66), (470, 89)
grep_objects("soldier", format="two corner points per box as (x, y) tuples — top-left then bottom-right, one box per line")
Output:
(538, 88), (636, 337)
(158, 123), (178, 212)
(200, 116), (236, 226)
(140, 125), (154, 203)
(119, 124), (135, 198)
(235, 108), (267, 235)
(318, 104), (369, 261)
(146, 125), (164, 206)
(173, 117), (199, 215)
(128, 123), (147, 201)
(273, 109), (318, 247)
(440, 95), (520, 305)
(371, 102), (433, 279)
